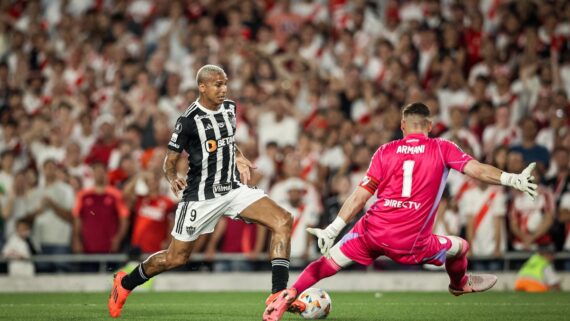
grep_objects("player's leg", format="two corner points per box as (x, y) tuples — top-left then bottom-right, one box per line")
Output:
(443, 235), (470, 289)
(108, 238), (195, 318)
(109, 199), (206, 318)
(292, 244), (353, 295)
(238, 196), (293, 294)
(443, 236), (497, 296)
(263, 243), (355, 321)
(263, 222), (372, 321)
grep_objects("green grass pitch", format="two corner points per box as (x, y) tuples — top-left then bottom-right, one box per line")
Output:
(0, 291), (569, 320)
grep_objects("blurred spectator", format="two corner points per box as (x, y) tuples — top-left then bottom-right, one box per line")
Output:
(265, 0), (305, 48)
(436, 57), (472, 126)
(0, 150), (15, 193)
(545, 147), (570, 249)
(253, 141), (279, 193)
(270, 153), (321, 213)
(84, 114), (118, 166)
(29, 159), (74, 273)
(433, 188), (460, 237)
(510, 169), (555, 252)
(537, 108), (568, 153)
(514, 245), (561, 292)
(123, 171), (175, 253)
(0, 0), (568, 270)
(1, 218), (36, 276)
(257, 94), (300, 150)
(63, 142), (93, 188)
(510, 117), (550, 174)
(482, 104), (521, 158)
(24, 118), (67, 169)
(322, 175), (364, 238)
(204, 217), (266, 272)
(1, 171), (37, 240)
(461, 180), (506, 270)
(558, 190), (570, 268)
(441, 106), (482, 159)
(279, 178), (320, 262)
(72, 162), (129, 254)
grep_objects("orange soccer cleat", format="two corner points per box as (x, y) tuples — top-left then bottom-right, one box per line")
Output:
(263, 288), (301, 321)
(265, 289), (306, 314)
(108, 271), (132, 318)
(449, 274), (498, 296)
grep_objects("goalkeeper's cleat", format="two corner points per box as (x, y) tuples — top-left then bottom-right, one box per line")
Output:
(108, 271), (131, 318)
(262, 288), (298, 321)
(265, 290), (305, 313)
(449, 274), (497, 296)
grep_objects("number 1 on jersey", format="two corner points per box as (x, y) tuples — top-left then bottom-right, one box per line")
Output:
(402, 160), (415, 197)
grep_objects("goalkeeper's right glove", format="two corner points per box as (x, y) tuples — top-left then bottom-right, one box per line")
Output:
(500, 162), (538, 200)
(306, 217), (347, 257)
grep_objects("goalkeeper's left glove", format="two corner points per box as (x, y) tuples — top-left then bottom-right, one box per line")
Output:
(500, 162), (538, 200)
(306, 217), (347, 257)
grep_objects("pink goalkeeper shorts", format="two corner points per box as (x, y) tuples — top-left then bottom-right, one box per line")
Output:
(338, 219), (452, 266)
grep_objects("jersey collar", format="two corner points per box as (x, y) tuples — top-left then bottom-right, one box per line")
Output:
(404, 133), (428, 140)
(195, 100), (223, 114)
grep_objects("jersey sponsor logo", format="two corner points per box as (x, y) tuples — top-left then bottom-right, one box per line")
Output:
(213, 182), (232, 194)
(383, 198), (422, 210)
(205, 136), (234, 153)
(205, 140), (217, 153)
(396, 145), (425, 154)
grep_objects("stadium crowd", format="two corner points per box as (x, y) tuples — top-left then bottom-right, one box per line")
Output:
(1, 0), (570, 273)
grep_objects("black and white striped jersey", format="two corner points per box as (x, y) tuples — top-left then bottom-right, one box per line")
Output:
(167, 99), (241, 201)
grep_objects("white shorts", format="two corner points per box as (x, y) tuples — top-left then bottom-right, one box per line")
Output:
(171, 186), (266, 242)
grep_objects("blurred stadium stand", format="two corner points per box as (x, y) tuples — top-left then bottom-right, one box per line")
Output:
(1, 0), (570, 279)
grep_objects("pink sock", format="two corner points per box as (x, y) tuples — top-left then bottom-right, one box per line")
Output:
(293, 256), (342, 294)
(445, 239), (469, 289)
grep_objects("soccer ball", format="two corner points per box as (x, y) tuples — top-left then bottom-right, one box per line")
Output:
(298, 288), (332, 319)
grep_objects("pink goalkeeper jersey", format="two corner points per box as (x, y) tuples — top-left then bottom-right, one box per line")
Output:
(359, 133), (473, 253)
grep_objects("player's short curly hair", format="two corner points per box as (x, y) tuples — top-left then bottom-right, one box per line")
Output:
(402, 102), (430, 118)
(196, 64), (226, 85)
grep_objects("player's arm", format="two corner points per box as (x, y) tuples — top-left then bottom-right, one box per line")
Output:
(335, 187), (373, 225)
(307, 187), (373, 257)
(165, 118), (190, 196)
(463, 160), (538, 200)
(163, 150), (187, 196)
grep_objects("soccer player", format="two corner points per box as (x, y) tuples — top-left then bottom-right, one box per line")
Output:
(108, 65), (294, 318)
(263, 102), (538, 321)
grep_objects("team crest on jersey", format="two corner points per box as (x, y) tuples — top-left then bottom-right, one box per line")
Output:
(186, 226), (195, 235)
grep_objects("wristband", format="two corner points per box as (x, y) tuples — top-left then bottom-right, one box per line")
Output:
(326, 217), (347, 237)
(500, 172), (514, 186)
